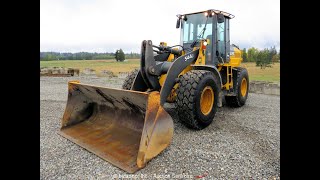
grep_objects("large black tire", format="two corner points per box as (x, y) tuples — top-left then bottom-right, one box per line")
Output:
(122, 69), (139, 90)
(175, 70), (220, 130)
(225, 67), (249, 107)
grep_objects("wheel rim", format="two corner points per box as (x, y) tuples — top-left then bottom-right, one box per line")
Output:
(240, 78), (247, 97)
(200, 86), (214, 115)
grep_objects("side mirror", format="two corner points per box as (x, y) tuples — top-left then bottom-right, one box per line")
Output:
(176, 18), (181, 28)
(217, 14), (225, 23)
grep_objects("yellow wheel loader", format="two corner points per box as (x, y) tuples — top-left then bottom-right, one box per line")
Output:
(59, 9), (249, 173)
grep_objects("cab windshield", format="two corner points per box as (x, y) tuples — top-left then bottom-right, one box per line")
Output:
(181, 13), (213, 46)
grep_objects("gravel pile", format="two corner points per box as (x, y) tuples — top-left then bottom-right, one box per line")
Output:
(40, 76), (280, 179)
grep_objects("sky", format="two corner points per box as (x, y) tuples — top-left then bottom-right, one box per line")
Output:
(40, 0), (280, 53)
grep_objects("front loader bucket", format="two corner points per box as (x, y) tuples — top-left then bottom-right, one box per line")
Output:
(59, 81), (174, 173)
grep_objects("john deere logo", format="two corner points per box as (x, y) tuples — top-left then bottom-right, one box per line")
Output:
(184, 54), (194, 61)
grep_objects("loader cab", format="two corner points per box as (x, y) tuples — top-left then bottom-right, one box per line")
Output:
(177, 10), (234, 65)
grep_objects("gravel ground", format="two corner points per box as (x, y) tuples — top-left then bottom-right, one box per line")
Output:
(40, 76), (280, 179)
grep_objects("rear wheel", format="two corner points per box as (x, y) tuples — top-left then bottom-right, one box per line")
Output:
(122, 69), (139, 90)
(225, 68), (249, 107)
(175, 70), (220, 130)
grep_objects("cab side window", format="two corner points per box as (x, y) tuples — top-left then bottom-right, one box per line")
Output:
(217, 20), (225, 59)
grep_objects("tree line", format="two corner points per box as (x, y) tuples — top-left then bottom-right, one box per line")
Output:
(40, 51), (140, 61)
(241, 46), (280, 69)
(40, 46), (280, 69)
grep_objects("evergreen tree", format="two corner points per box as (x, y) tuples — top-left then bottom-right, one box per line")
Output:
(118, 49), (125, 61)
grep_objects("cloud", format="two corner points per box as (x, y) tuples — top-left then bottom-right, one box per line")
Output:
(40, 0), (280, 53)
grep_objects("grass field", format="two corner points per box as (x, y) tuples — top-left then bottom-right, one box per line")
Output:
(40, 59), (279, 82)
(240, 62), (280, 82)
(40, 59), (140, 76)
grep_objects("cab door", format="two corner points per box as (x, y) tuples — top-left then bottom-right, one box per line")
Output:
(216, 14), (230, 64)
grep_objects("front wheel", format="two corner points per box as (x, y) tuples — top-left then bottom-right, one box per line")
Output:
(175, 70), (220, 130)
(122, 69), (139, 90)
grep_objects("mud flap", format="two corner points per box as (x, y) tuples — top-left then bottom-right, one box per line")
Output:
(59, 81), (174, 173)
